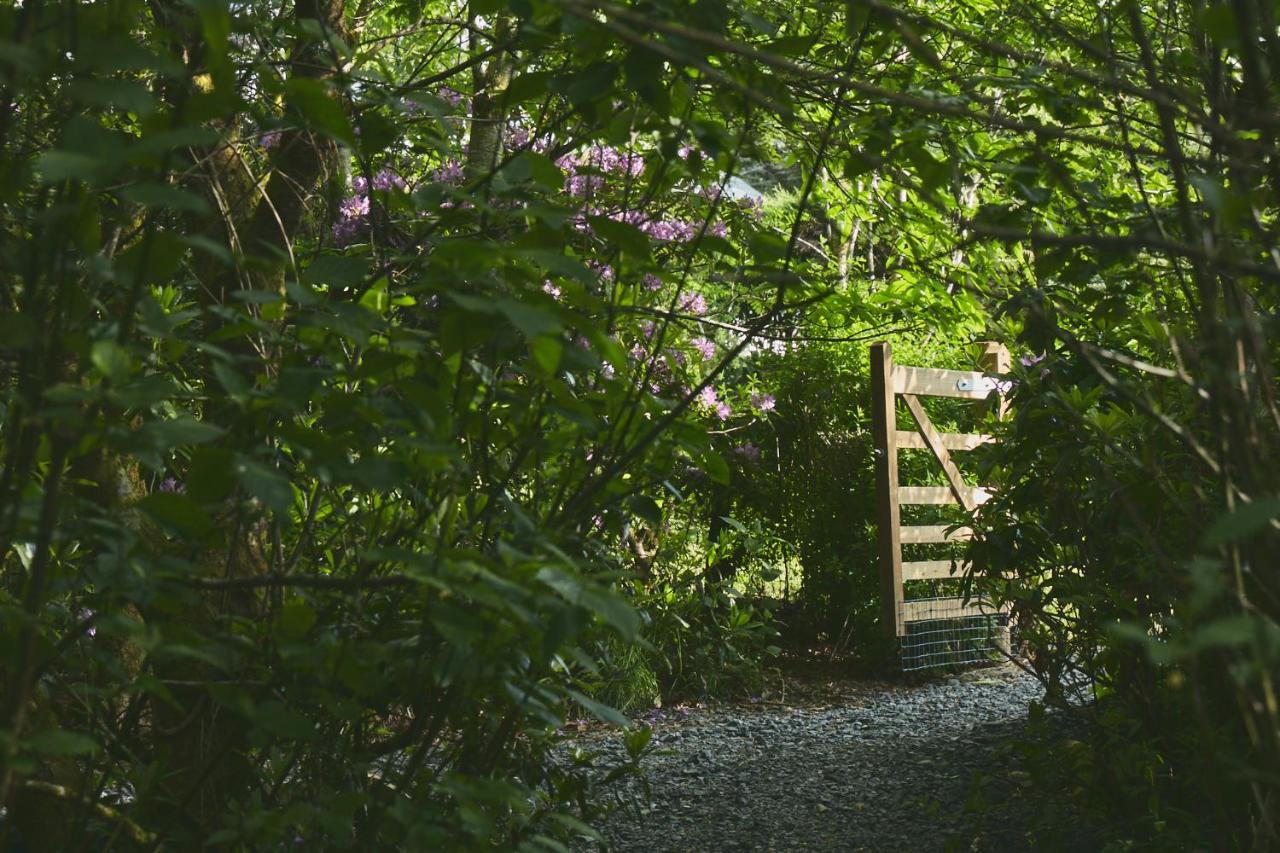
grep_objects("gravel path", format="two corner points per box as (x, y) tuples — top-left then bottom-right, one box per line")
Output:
(572, 664), (1060, 852)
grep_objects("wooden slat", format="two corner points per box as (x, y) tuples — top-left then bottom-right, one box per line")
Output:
(892, 364), (994, 400)
(898, 486), (992, 506)
(896, 430), (994, 451)
(903, 597), (1003, 622)
(870, 342), (904, 638)
(900, 524), (973, 543)
(901, 394), (976, 512)
(902, 560), (969, 581)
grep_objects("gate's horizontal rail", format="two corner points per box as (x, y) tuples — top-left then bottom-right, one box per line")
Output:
(892, 365), (994, 399)
(903, 596), (1004, 622)
(898, 486), (992, 506)
(896, 430), (994, 450)
(902, 560), (969, 581)
(900, 524), (974, 543)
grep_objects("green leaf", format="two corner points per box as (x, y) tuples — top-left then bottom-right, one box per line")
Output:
(304, 254), (370, 289)
(279, 599), (317, 641)
(255, 700), (318, 740)
(565, 688), (631, 728)
(138, 494), (220, 543)
(186, 448), (238, 503)
(578, 586), (640, 639)
(629, 495), (662, 525)
(284, 78), (354, 146)
(561, 62), (619, 106)
(1191, 615), (1261, 651)
(26, 729), (100, 756)
(236, 460), (295, 513)
(69, 79), (157, 115)
(118, 182), (210, 214)
(699, 447), (730, 484)
(587, 216), (651, 258)
(530, 336), (562, 374)
(894, 20), (941, 68)
(1202, 496), (1280, 548)
(138, 417), (224, 450)
(36, 151), (116, 184)
(90, 340), (132, 382)
(845, 0), (872, 38)
(505, 71), (550, 104)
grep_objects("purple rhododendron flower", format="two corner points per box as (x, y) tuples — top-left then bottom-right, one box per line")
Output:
(507, 125), (531, 149)
(432, 159), (465, 184)
(438, 86), (464, 107)
(587, 260), (613, 282)
(373, 168), (407, 192)
(331, 217), (364, 246)
(260, 130), (282, 150)
(750, 392), (776, 413)
(714, 401), (732, 421)
(339, 195), (370, 219)
(697, 386), (719, 408)
(542, 281), (562, 300)
(351, 175), (369, 195)
(691, 337), (716, 361)
(735, 443), (761, 462)
(678, 293), (708, 316)
(643, 273), (663, 291)
(159, 476), (185, 494)
(566, 173), (605, 196)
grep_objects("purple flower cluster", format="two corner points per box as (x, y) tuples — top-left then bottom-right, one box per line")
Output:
(566, 173), (605, 197)
(159, 476), (186, 494)
(678, 293), (708, 316)
(738, 195), (765, 219)
(432, 159), (465, 184)
(750, 392), (776, 413)
(340, 195), (370, 219)
(556, 144), (646, 197)
(438, 86), (464, 107)
(643, 273), (663, 291)
(569, 206), (727, 243)
(580, 144), (646, 178)
(691, 336), (716, 361)
(259, 130), (283, 150)
(734, 443), (761, 462)
(697, 386), (731, 420)
(373, 168), (407, 192)
(332, 195), (369, 246)
(586, 260), (614, 283)
(506, 124), (532, 150)
(331, 169), (407, 246)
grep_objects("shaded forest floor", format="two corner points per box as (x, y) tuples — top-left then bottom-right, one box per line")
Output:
(569, 661), (1101, 852)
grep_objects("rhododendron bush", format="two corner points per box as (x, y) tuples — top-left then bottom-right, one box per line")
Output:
(3, 0), (1277, 847)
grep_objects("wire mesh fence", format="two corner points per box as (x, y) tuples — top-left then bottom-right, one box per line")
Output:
(899, 599), (1010, 671)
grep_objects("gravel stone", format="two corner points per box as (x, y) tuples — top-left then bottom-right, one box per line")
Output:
(566, 664), (1061, 852)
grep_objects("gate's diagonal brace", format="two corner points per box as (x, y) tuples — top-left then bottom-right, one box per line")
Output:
(901, 393), (977, 513)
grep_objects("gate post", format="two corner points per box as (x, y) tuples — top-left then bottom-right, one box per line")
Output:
(978, 341), (1011, 656)
(870, 343), (903, 639)
(979, 341), (1011, 419)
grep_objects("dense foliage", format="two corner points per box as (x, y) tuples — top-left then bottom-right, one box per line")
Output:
(1, 0), (1277, 848)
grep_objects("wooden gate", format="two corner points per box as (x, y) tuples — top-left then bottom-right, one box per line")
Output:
(870, 342), (1010, 664)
